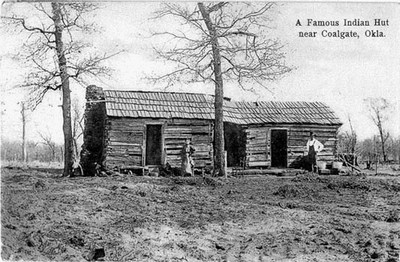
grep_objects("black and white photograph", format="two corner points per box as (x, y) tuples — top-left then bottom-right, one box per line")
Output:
(0, 1), (399, 261)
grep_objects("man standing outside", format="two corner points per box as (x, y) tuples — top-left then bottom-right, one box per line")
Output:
(306, 132), (324, 172)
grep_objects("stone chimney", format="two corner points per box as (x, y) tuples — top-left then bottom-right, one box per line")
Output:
(79, 85), (106, 176)
(86, 85), (105, 102)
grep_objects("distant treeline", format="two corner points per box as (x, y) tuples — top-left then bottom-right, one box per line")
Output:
(2, 135), (399, 165)
(338, 134), (400, 164)
(1, 139), (64, 163)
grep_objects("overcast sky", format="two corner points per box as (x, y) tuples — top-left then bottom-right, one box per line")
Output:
(1, 2), (399, 144)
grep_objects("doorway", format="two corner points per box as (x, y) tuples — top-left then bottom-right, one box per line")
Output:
(224, 123), (246, 167)
(271, 129), (288, 168)
(145, 125), (162, 165)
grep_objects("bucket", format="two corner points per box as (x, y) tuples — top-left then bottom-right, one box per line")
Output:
(332, 161), (343, 169)
(317, 161), (327, 170)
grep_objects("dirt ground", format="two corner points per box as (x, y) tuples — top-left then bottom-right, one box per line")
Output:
(1, 167), (400, 262)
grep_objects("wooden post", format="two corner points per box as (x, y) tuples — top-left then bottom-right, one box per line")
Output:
(224, 151), (227, 178)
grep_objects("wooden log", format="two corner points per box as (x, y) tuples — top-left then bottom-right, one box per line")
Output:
(165, 151), (211, 158)
(170, 119), (211, 126)
(289, 130), (338, 137)
(192, 135), (210, 143)
(317, 150), (334, 156)
(339, 156), (361, 172)
(246, 149), (267, 155)
(248, 161), (270, 167)
(248, 154), (268, 162)
(164, 144), (183, 150)
(246, 141), (267, 147)
(165, 149), (181, 154)
(289, 135), (336, 142)
(247, 139), (267, 145)
(107, 120), (142, 128)
(107, 148), (142, 156)
(108, 130), (144, 135)
(165, 138), (187, 144)
(288, 145), (306, 150)
(246, 144), (267, 149)
(193, 144), (211, 151)
(163, 132), (193, 137)
(164, 134), (192, 139)
(246, 135), (267, 140)
(108, 119), (142, 125)
(108, 135), (143, 144)
(245, 127), (268, 133)
(106, 155), (142, 165)
(164, 127), (192, 131)
(246, 149), (267, 154)
(193, 152), (210, 158)
(108, 143), (142, 148)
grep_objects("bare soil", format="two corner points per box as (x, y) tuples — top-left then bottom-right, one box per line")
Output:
(1, 167), (400, 262)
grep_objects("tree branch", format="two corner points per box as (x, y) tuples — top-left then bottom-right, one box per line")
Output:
(2, 16), (55, 35)
(150, 2), (291, 90)
(207, 2), (229, 13)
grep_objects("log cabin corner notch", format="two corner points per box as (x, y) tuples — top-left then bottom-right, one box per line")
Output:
(81, 86), (342, 174)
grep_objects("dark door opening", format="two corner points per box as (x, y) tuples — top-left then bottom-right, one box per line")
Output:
(224, 123), (246, 167)
(271, 129), (288, 168)
(146, 125), (162, 165)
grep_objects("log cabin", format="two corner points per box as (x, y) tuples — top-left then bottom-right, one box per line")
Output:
(80, 85), (342, 174)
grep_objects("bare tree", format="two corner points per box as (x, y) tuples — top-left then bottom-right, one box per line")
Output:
(3, 3), (120, 176)
(358, 137), (374, 166)
(364, 97), (392, 162)
(386, 136), (400, 163)
(1, 101), (7, 160)
(338, 115), (358, 155)
(19, 102), (28, 163)
(27, 141), (39, 162)
(38, 131), (56, 162)
(151, 3), (291, 176)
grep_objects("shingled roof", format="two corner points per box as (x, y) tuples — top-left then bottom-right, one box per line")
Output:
(103, 90), (342, 125)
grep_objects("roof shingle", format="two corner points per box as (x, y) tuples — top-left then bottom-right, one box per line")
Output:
(103, 90), (342, 125)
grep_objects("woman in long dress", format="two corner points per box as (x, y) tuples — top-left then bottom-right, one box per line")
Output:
(181, 139), (195, 176)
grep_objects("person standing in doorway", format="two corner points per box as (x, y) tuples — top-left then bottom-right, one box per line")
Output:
(306, 132), (324, 172)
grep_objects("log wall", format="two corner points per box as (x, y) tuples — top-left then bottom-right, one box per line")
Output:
(104, 118), (145, 169)
(245, 124), (340, 168)
(163, 119), (213, 168)
(103, 116), (339, 170)
(104, 117), (213, 169)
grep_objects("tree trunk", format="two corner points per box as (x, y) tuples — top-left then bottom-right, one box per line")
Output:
(21, 102), (27, 163)
(379, 129), (387, 162)
(60, 145), (64, 162)
(73, 139), (79, 161)
(51, 145), (56, 162)
(376, 114), (387, 162)
(52, 2), (73, 176)
(72, 121), (78, 160)
(198, 3), (225, 177)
